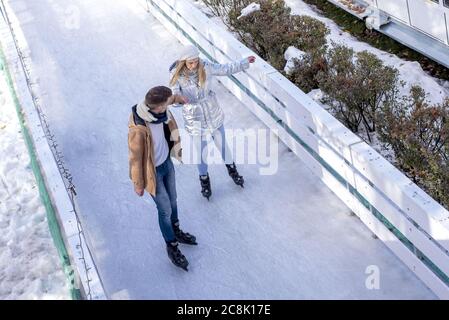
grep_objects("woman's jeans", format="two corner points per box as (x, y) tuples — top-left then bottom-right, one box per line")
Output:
(194, 125), (233, 176)
(151, 156), (178, 243)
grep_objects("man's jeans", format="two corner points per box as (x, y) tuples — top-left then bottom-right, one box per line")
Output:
(151, 156), (178, 243)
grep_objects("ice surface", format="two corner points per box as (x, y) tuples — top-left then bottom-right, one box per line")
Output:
(4, 0), (437, 299)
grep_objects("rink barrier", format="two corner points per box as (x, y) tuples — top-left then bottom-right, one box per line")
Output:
(0, 1), (106, 299)
(143, 0), (449, 299)
(0, 47), (82, 300)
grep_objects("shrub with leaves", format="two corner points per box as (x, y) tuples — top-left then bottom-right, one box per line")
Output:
(228, 0), (329, 69)
(202, 0), (253, 25)
(317, 44), (361, 132)
(287, 48), (328, 93)
(378, 87), (449, 209)
(425, 156), (449, 210)
(317, 43), (399, 141)
(290, 15), (329, 53)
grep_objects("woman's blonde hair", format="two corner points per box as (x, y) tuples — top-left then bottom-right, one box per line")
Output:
(169, 60), (206, 88)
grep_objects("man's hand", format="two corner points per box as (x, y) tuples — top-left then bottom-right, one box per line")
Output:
(178, 95), (189, 104)
(135, 186), (144, 197)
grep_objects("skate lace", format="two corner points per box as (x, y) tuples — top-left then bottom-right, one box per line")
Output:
(176, 228), (192, 239)
(227, 164), (238, 174)
(173, 246), (185, 260)
(229, 168), (240, 178)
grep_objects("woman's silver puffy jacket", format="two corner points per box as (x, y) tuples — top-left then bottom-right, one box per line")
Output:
(170, 58), (250, 136)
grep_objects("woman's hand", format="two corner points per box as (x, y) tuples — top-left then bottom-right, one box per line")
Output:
(247, 56), (256, 63)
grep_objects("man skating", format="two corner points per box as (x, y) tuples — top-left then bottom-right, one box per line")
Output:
(128, 86), (196, 271)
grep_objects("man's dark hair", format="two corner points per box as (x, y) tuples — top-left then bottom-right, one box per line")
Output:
(145, 86), (172, 107)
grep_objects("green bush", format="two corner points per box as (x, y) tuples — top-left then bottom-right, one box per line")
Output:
(290, 15), (329, 53)
(317, 43), (399, 141)
(287, 48), (328, 93)
(202, 0), (253, 27)
(426, 157), (449, 210)
(228, 0), (329, 69)
(378, 87), (449, 209)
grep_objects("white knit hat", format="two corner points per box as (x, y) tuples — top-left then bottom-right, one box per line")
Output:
(178, 45), (200, 61)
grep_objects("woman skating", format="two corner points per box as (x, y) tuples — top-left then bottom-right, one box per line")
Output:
(169, 45), (255, 200)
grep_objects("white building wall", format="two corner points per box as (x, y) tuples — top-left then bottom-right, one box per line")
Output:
(376, 0), (411, 24)
(408, 0), (447, 44)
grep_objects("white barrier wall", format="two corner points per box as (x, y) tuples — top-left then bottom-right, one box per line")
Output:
(142, 0), (449, 298)
(0, 1), (106, 299)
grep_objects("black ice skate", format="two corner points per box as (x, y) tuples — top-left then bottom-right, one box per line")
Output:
(166, 241), (189, 271)
(173, 221), (197, 245)
(226, 163), (244, 187)
(199, 174), (212, 200)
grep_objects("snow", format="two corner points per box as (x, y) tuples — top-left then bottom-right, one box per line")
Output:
(191, 0), (215, 18)
(284, 46), (306, 74)
(2, 0), (438, 299)
(283, 0), (449, 105)
(0, 61), (69, 299)
(238, 3), (261, 20)
(307, 88), (324, 104)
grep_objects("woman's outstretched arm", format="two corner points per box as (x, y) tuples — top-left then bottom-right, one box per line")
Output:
(207, 56), (255, 76)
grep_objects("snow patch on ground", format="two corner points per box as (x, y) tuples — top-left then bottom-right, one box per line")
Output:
(238, 3), (260, 19)
(307, 88), (324, 104)
(284, 46), (306, 74)
(191, 0), (215, 17)
(0, 67), (69, 300)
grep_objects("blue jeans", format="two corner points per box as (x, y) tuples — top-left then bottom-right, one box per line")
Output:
(151, 156), (178, 243)
(196, 125), (233, 176)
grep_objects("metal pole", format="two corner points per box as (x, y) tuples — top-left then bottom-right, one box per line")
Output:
(445, 12), (449, 45)
(406, 0), (412, 26)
